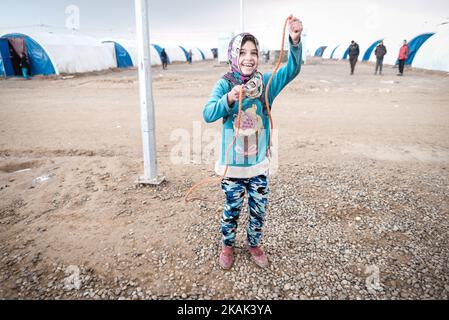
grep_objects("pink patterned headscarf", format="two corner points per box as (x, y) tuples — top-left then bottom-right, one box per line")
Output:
(223, 33), (260, 86)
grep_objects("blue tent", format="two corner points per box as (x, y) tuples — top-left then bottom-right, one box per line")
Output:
(1, 33), (56, 76)
(0, 59), (4, 77)
(103, 41), (133, 68)
(0, 54), (4, 77)
(197, 48), (205, 60)
(0, 38), (13, 77)
(405, 33), (435, 65)
(314, 46), (327, 57)
(178, 46), (189, 61)
(362, 39), (383, 61)
(330, 45), (340, 59)
(342, 47), (350, 60)
(152, 44), (171, 64)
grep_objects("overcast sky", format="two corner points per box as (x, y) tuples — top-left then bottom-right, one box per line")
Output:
(1, 0), (448, 50)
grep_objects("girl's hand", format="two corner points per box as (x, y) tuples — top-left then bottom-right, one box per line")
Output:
(288, 15), (303, 45)
(227, 85), (245, 106)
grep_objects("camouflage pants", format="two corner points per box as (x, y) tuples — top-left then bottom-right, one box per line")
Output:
(220, 175), (269, 247)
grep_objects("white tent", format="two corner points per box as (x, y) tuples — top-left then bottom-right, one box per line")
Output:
(320, 40), (372, 61)
(183, 47), (204, 61)
(0, 28), (117, 75)
(163, 46), (188, 62)
(356, 39), (376, 61)
(359, 39), (384, 62)
(413, 26), (449, 72)
(102, 38), (162, 66)
(328, 40), (368, 61)
(332, 42), (350, 60)
(102, 38), (137, 66)
(368, 31), (423, 66)
(322, 43), (339, 59)
(198, 47), (214, 59)
(368, 35), (401, 65)
(312, 45), (326, 57)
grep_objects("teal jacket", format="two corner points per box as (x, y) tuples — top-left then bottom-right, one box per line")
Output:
(203, 39), (302, 171)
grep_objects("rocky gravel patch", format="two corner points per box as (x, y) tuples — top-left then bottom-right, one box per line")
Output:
(1, 161), (448, 300)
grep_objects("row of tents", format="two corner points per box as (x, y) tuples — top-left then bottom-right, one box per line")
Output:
(311, 27), (449, 72)
(0, 28), (216, 77)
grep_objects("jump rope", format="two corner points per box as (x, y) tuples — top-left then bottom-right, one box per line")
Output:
(184, 15), (293, 203)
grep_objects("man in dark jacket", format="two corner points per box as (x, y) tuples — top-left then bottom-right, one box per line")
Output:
(348, 40), (360, 75)
(188, 49), (193, 64)
(160, 48), (168, 70)
(374, 40), (387, 75)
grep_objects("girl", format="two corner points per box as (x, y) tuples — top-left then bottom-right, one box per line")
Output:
(203, 16), (303, 269)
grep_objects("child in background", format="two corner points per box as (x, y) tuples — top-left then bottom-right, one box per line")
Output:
(203, 15), (303, 270)
(20, 51), (30, 80)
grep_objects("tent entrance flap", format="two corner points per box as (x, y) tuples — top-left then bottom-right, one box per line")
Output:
(7, 38), (26, 76)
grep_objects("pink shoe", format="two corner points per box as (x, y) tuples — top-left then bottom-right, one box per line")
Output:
(219, 245), (234, 270)
(247, 245), (269, 268)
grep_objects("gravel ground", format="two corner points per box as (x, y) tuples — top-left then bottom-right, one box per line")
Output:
(1, 59), (448, 300)
(2, 160), (448, 300)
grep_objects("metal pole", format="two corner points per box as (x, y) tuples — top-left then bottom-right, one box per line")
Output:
(135, 0), (164, 185)
(240, 0), (244, 32)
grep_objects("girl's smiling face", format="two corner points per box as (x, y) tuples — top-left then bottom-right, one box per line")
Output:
(239, 40), (258, 76)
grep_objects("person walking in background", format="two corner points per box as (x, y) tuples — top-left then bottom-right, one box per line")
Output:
(374, 40), (387, 75)
(160, 48), (168, 70)
(397, 40), (409, 76)
(188, 49), (193, 64)
(20, 51), (30, 80)
(348, 40), (360, 75)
